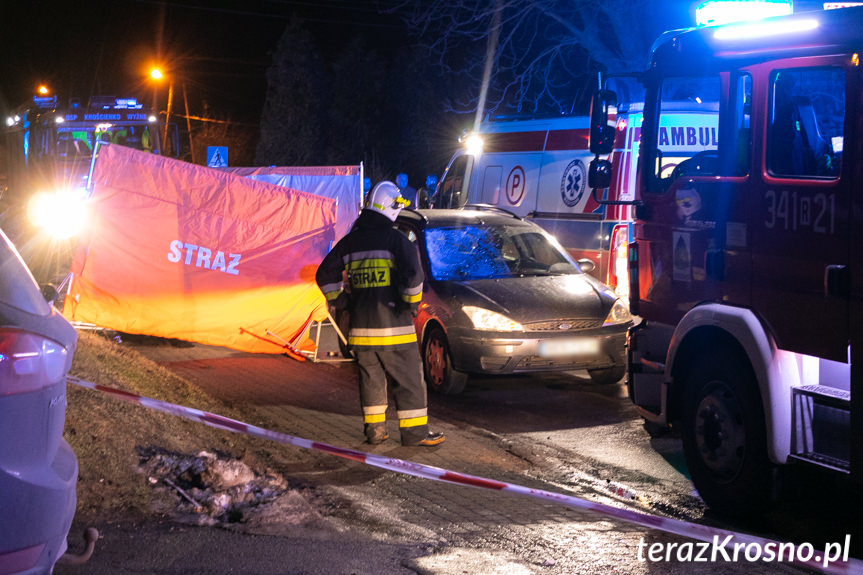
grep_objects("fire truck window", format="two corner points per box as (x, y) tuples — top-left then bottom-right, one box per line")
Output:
(768, 67), (844, 179)
(34, 127), (52, 158)
(111, 127), (129, 146)
(56, 136), (74, 159)
(655, 76), (721, 185)
(730, 73), (752, 177)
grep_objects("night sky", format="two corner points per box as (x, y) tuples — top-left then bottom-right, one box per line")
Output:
(2, 1), (829, 125)
(1, 0), (405, 123)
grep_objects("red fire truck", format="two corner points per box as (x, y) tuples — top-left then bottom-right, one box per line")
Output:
(4, 94), (178, 207)
(589, 7), (859, 517)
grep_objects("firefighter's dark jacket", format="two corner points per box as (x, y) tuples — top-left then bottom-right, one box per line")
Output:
(316, 209), (423, 350)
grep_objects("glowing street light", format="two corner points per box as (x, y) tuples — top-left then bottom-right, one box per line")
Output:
(37, 85), (50, 95)
(148, 64), (195, 162)
(148, 66), (175, 153)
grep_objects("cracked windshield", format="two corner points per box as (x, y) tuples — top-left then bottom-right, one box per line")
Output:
(424, 225), (578, 280)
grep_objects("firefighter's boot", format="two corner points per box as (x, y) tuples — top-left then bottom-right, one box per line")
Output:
(404, 431), (446, 447)
(364, 422), (389, 445)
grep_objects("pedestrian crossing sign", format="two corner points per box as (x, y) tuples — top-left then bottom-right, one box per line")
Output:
(207, 146), (228, 168)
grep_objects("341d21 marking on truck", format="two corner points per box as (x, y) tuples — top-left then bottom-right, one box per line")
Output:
(765, 189), (837, 234)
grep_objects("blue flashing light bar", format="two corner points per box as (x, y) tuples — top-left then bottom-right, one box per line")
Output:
(32, 95), (57, 108)
(113, 98), (143, 109)
(696, 0), (792, 27)
(713, 16), (819, 39)
(88, 96), (142, 110)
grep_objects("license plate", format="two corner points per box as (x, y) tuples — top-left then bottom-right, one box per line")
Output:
(538, 337), (600, 358)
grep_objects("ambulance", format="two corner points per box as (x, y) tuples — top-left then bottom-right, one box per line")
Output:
(433, 107), (717, 296)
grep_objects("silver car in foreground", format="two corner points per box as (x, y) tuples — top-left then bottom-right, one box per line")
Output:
(395, 207), (632, 394)
(0, 226), (78, 573)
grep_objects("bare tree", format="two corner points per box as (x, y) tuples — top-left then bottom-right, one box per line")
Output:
(256, 18), (327, 166)
(386, 0), (689, 116)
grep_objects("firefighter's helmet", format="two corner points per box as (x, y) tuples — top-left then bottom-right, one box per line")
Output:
(367, 181), (410, 221)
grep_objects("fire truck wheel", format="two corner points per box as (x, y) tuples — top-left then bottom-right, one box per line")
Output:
(587, 365), (626, 385)
(422, 325), (468, 395)
(680, 347), (772, 519)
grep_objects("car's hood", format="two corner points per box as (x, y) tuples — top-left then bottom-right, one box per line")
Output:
(438, 274), (616, 323)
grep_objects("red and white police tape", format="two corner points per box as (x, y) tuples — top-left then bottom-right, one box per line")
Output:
(67, 375), (860, 574)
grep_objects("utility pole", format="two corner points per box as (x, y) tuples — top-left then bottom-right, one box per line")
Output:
(162, 81), (174, 155)
(182, 83), (195, 164)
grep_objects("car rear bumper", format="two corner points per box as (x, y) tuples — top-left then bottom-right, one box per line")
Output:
(0, 439), (78, 574)
(448, 327), (628, 375)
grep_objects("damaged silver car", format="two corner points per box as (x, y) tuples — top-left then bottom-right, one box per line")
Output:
(395, 207), (632, 394)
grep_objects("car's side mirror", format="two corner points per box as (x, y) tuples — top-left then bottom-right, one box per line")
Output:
(577, 258), (596, 274)
(589, 89), (618, 156)
(40, 284), (59, 306)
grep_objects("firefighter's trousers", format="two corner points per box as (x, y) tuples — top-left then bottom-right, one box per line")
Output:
(355, 346), (429, 445)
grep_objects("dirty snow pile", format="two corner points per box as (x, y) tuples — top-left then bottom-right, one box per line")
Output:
(137, 447), (331, 534)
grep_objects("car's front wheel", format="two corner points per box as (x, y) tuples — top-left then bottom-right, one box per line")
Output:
(587, 364), (626, 385)
(422, 325), (468, 394)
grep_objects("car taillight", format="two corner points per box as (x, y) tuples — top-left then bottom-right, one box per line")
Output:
(0, 329), (68, 396)
(0, 543), (46, 574)
(607, 224), (629, 298)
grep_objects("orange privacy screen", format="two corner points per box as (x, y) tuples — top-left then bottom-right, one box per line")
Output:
(64, 144), (337, 354)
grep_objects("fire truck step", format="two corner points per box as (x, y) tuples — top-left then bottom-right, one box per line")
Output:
(787, 452), (850, 473)
(791, 385), (850, 472)
(793, 384), (850, 410)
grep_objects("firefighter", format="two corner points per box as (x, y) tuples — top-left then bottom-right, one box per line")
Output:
(316, 181), (446, 447)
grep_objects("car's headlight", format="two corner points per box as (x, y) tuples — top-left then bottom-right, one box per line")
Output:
(28, 187), (89, 239)
(462, 306), (523, 331)
(603, 299), (632, 326)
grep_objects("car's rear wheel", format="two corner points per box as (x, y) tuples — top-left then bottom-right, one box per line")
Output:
(587, 364), (626, 385)
(423, 325), (468, 394)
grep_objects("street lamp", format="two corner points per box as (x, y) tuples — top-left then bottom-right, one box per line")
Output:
(149, 67), (175, 154)
(150, 66), (196, 163)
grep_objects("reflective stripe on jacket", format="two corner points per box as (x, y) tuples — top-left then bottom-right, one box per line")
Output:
(315, 210), (423, 351)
